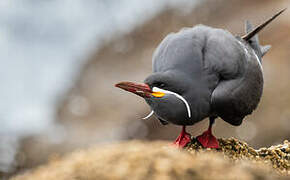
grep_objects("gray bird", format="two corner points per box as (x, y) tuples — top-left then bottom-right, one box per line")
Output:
(115, 9), (285, 148)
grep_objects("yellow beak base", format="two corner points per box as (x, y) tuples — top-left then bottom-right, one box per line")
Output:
(151, 92), (165, 98)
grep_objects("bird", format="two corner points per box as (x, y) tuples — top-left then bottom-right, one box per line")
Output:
(115, 9), (285, 148)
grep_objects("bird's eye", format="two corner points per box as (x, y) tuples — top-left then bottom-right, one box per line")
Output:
(155, 82), (165, 88)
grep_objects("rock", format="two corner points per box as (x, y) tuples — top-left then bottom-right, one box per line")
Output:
(187, 138), (290, 175)
(12, 140), (289, 180)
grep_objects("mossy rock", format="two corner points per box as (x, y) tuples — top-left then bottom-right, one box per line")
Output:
(12, 140), (289, 180)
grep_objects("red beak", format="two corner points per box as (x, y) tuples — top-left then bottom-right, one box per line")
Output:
(115, 81), (152, 98)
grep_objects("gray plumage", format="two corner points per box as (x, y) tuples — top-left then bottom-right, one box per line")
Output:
(144, 10), (284, 126)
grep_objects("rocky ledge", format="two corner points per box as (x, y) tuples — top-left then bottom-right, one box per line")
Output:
(12, 139), (289, 180)
(187, 138), (290, 175)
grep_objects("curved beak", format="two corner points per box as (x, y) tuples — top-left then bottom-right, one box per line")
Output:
(115, 81), (153, 98)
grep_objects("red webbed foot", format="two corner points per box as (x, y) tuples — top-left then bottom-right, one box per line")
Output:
(172, 126), (191, 148)
(196, 117), (219, 149)
(196, 129), (219, 148)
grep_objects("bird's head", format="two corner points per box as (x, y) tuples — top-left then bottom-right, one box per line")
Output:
(115, 71), (194, 125)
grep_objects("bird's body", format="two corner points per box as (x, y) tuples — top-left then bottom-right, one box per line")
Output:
(145, 25), (263, 126)
(116, 9), (285, 148)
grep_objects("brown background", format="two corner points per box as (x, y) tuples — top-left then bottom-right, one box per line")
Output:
(13, 0), (290, 176)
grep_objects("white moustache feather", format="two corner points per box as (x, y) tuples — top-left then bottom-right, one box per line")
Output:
(146, 87), (191, 119)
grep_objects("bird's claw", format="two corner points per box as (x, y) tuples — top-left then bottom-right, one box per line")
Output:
(172, 131), (191, 148)
(196, 130), (219, 149)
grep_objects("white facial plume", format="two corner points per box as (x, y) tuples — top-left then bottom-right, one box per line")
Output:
(142, 87), (191, 120)
(142, 110), (154, 120)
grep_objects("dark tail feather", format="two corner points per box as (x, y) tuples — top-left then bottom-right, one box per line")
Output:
(242, 8), (286, 41)
(245, 20), (263, 58)
(243, 9), (286, 59)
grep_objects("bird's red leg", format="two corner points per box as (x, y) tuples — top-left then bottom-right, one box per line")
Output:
(172, 126), (191, 148)
(196, 117), (219, 148)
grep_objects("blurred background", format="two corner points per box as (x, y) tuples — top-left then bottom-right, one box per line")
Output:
(0, 0), (289, 177)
